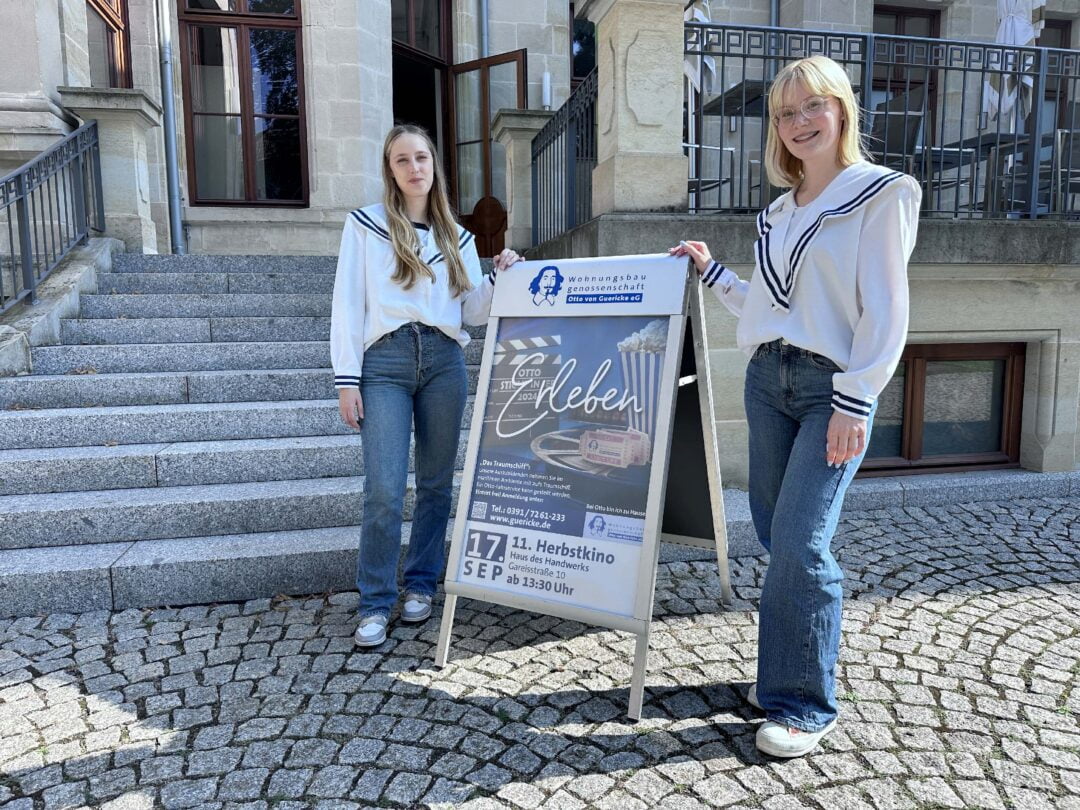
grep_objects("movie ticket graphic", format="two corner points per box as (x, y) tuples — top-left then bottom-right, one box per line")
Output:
(458, 314), (669, 616)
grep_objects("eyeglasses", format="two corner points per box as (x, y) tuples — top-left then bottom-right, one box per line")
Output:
(772, 96), (832, 128)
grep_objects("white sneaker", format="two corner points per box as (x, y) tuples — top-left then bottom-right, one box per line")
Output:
(756, 719), (837, 758)
(747, 683), (762, 710)
(400, 592), (432, 623)
(353, 615), (388, 647)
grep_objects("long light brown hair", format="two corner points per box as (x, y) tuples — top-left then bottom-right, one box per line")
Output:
(381, 125), (472, 296)
(763, 55), (869, 189)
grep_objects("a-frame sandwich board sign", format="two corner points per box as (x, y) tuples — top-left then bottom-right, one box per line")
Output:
(434, 253), (731, 720)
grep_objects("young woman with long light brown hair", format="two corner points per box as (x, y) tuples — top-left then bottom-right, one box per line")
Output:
(331, 124), (520, 646)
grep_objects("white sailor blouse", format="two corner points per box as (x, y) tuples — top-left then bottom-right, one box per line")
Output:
(330, 203), (495, 390)
(702, 160), (921, 420)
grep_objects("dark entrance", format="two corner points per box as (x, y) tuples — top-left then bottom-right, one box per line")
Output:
(392, 48), (449, 168)
(390, 0), (526, 254)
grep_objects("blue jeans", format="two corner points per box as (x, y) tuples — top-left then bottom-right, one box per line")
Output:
(744, 339), (876, 732)
(356, 322), (467, 619)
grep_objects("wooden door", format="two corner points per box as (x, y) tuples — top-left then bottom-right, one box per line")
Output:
(451, 49), (527, 255)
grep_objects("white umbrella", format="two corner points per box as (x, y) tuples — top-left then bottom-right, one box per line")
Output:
(683, 0), (716, 94)
(982, 0), (1046, 131)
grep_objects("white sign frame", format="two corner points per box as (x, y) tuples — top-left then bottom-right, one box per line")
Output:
(435, 255), (729, 720)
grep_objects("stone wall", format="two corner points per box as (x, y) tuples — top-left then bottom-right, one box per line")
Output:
(783, 0), (870, 32)
(488, 0), (572, 112)
(530, 215), (1080, 485)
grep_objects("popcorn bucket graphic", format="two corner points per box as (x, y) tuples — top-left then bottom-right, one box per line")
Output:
(619, 349), (665, 441)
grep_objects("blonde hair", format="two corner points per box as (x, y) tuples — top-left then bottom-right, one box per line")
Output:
(381, 125), (472, 297)
(763, 55), (868, 189)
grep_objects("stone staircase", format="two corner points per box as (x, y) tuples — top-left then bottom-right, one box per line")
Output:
(0, 254), (483, 617)
(5, 252), (1069, 619)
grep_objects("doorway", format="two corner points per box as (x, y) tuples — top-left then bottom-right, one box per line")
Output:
(390, 0), (526, 253)
(392, 47), (448, 168)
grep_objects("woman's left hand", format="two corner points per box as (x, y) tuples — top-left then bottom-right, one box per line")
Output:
(493, 248), (523, 273)
(826, 411), (868, 467)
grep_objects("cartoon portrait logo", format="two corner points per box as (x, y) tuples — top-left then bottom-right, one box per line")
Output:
(528, 265), (563, 307)
(587, 515), (607, 538)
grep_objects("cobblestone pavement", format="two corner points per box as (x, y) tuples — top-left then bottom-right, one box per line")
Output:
(1, 497), (1078, 810)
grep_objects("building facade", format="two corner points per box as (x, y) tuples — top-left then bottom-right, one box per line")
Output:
(1, 0), (1078, 486)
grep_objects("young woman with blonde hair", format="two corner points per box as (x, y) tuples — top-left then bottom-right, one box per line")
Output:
(673, 55), (921, 757)
(331, 124), (520, 647)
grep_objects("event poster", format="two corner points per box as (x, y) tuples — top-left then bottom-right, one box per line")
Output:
(457, 313), (671, 617)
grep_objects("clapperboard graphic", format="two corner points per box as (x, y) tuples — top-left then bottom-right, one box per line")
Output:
(484, 333), (562, 444)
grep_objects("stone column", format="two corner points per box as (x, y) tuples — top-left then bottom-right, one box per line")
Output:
(58, 87), (162, 253)
(577, 0), (687, 214)
(0, 1), (76, 171)
(1021, 336), (1080, 473)
(492, 109), (555, 250)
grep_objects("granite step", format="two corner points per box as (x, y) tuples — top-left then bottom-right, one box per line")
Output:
(61, 318), (212, 345)
(0, 399), (345, 449)
(1, 371), (194, 409)
(32, 341), (331, 375)
(0, 443), (167, 496)
(110, 254), (338, 274)
(0, 487), (759, 616)
(0, 366), (482, 409)
(77, 293), (331, 319)
(152, 431), (469, 487)
(0, 473), (462, 551)
(5, 467), (1076, 616)
(0, 527), (368, 616)
(95, 272), (335, 295)
(96, 272), (227, 294)
(108, 254), (494, 274)
(0, 430), (472, 495)
(62, 317), (332, 345)
(0, 397), (476, 449)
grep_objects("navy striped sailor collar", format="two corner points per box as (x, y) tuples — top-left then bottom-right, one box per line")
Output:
(755, 161), (905, 313)
(349, 203), (467, 241)
(348, 203), (475, 264)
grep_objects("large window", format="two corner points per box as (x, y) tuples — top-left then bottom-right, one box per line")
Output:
(1038, 19), (1074, 133)
(179, 0), (307, 205)
(871, 6), (941, 152)
(392, 0), (447, 59)
(87, 0), (132, 88)
(861, 343), (1025, 475)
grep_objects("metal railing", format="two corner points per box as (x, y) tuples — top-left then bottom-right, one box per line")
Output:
(685, 22), (1080, 219)
(0, 121), (105, 314)
(531, 69), (598, 246)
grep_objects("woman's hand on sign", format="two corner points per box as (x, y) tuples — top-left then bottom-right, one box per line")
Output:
(493, 248), (523, 275)
(826, 411), (867, 467)
(669, 240), (713, 275)
(338, 388), (364, 429)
